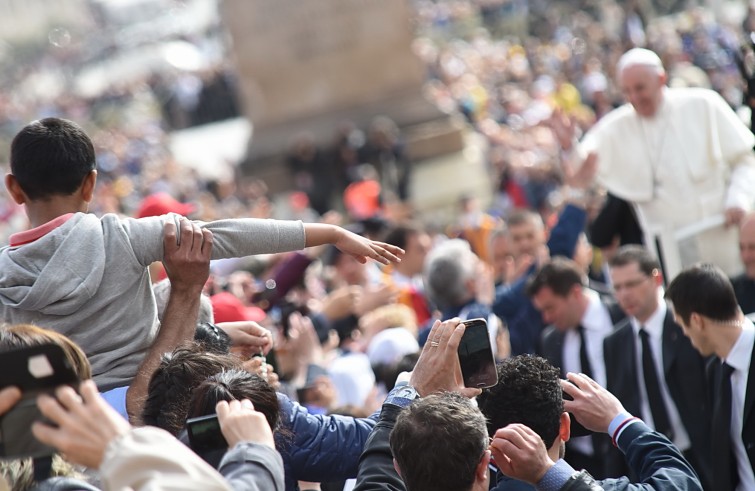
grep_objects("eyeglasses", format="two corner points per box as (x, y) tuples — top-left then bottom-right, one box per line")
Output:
(612, 276), (652, 292)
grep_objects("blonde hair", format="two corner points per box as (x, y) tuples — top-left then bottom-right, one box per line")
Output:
(0, 456), (84, 491)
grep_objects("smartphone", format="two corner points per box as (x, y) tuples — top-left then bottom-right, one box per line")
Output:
(458, 318), (498, 389)
(0, 344), (79, 459)
(186, 414), (228, 464)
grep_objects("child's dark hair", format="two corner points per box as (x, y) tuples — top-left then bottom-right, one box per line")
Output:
(188, 369), (281, 432)
(10, 118), (96, 200)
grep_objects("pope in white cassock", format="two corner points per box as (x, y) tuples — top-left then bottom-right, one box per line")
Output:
(557, 48), (755, 277)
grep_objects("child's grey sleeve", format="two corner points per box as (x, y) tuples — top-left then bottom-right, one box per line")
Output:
(121, 214), (306, 266)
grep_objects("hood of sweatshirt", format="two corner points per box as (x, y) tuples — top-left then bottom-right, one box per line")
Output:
(0, 214), (105, 315)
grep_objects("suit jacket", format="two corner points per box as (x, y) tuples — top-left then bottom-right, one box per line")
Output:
(604, 311), (711, 488)
(539, 299), (625, 376)
(538, 298), (624, 478)
(707, 341), (755, 489)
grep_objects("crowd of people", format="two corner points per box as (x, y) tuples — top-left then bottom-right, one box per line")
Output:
(3, 0), (755, 490)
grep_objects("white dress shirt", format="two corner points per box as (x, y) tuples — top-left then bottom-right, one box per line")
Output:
(563, 289), (615, 455)
(630, 302), (691, 451)
(724, 319), (755, 491)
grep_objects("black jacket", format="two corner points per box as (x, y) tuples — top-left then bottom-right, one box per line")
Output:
(603, 311), (711, 488)
(491, 421), (702, 491)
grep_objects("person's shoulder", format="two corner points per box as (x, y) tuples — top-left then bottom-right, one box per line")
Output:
(592, 103), (635, 128)
(668, 87), (726, 107)
(731, 272), (753, 286)
(605, 317), (632, 343)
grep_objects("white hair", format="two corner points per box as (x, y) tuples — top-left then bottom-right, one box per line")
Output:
(617, 48), (665, 77)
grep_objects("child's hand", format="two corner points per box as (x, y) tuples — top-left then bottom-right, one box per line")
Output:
(334, 228), (403, 265)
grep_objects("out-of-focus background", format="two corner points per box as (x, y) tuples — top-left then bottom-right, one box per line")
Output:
(0, 0), (752, 239)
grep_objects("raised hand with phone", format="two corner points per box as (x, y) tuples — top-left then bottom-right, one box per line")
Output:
(406, 317), (496, 399)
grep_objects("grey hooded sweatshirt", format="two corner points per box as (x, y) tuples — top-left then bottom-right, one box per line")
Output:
(0, 212), (305, 390)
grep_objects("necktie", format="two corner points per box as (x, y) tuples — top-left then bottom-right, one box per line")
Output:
(639, 328), (672, 439)
(712, 361), (736, 490)
(577, 325), (593, 379)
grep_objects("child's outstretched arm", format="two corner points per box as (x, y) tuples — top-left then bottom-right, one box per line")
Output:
(303, 223), (403, 265)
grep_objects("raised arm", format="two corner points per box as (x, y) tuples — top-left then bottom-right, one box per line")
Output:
(126, 218), (212, 423)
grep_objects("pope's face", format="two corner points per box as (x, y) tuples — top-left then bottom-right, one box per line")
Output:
(619, 65), (666, 118)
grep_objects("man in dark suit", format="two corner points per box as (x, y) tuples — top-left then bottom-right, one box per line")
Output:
(603, 246), (711, 488)
(527, 257), (623, 478)
(666, 264), (755, 491)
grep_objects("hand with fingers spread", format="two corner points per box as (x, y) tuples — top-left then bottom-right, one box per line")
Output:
(303, 223), (403, 265)
(561, 372), (626, 433)
(218, 321), (274, 357)
(490, 423), (555, 484)
(547, 108), (577, 151)
(334, 229), (403, 266)
(216, 399), (275, 449)
(163, 217), (213, 295)
(31, 380), (132, 469)
(409, 318), (481, 398)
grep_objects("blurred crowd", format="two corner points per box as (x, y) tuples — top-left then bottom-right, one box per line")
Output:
(1, 1), (755, 489)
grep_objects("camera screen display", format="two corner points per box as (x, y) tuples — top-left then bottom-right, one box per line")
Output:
(186, 414), (227, 456)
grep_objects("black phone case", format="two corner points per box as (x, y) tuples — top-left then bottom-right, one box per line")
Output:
(0, 344), (79, 459)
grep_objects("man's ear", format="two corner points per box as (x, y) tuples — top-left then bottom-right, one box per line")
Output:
(80, 170), (97, 203)
(476, 449), (491, 482)
(559, 412), (571, 443)
(5, 174), (26, 205)
(393, 458), (402, 478)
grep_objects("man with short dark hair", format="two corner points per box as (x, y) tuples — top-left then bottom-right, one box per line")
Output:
(604, 246), (711, 487)
(483, 355), (703, 491)
(354, 318), (490, 491)
(354, 320), (600, 491)
(391, 392), (490, 491)
(528, 257), (623, 477)
(666, 264), (755, 490)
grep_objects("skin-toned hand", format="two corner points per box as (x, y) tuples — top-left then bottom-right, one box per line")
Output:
(218, 321), (274, 357)
(409, 318), (481, 398)
(561, 372), (626, 433)
(474, 262), (495, 306)
(546, 108), (577, 151)
(354, 284), (399, 317)
(725, 206), (746, 227)
(562, 152), (598, 191)
(241, 357), (281, 391)
(321, 286), (360, 321)
(490, 424), (555, 485)
(0, 387), (21, 414)
(31, 380), (132, 469)
(333, 228), (404, 265)
(216, 399), (275, 449)
(286, 312), (324, 367)
(163, 218), (213, 294)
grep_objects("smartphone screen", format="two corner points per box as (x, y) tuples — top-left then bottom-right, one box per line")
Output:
(458, 318), (498, 389)
(186, 414), (228, 463)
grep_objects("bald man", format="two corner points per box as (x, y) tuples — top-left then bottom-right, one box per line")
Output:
(555, 48), (755, 277)
(732, 214), (755, 315)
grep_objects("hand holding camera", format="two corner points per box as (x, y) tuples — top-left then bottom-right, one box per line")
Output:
(31, 380), (132, 469)
(409, 318), (488, 399)
(216, 399), (275, 450)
